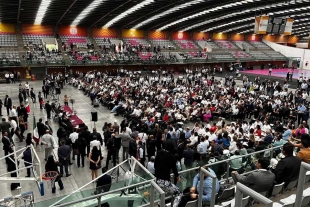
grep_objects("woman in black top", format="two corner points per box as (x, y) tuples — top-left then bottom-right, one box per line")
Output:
(45, 155), (64, 193)
(88, 146), (101, 180)
(155, 140), (181, 206)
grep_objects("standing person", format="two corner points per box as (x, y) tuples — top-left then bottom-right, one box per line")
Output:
(183, 144), (195, 179)
(94, 167), (112, 195)
(24, 82), (30, 97)
(45, 121), (53, 134)
(69, 128), (79, 160)
(63, 95), (70, 106)
(76, 136), (87, 168)
(22, 138), (33, 177)
(41, 130), (55, 161)
(119, 128), (132, 161)
(147, 156), (155, 175)
(146, 135), (156, 161)
(9, 72), (14, 84)
(154, 140), (181, 206)
(58, 139), (71, 177)
(38, 92), (44, 110)
(45, 101), (52, 119)
(88, 146), (101, 180)
(0, 99), (3, 116)
(42, 85), (48, 99)
(4, 95), (12, 116)
(18, 116), (26, 138)
(137, 141), (146, 166)
(5, 73), (9, 84)
(105, 135), (117, 168)
(2, 132), (14, 163)
(30, 88), (36, 103)
(45, 155), (64, 193)
(0, 118), (11, 137)
(268, 67), (272, 76)
(37, 118), (45, 139)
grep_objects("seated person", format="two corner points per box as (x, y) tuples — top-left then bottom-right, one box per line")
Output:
(297, 134), (310, 163)
(189, 165), (220, 203)
(232, 157), (275, 194)
(274, 143), (301, 187)
(94, 167), (112, 195)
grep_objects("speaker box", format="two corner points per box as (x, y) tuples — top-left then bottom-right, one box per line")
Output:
(91, 112), (98, 122)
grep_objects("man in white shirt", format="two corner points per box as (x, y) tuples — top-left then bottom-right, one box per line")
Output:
(41, 130), (55, 161)
(69, 128), (79, 160)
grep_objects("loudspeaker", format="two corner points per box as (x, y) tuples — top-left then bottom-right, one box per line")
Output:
(91, 112), (98, 122)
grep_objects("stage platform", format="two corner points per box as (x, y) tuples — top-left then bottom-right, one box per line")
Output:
(240, 68), (310, 80)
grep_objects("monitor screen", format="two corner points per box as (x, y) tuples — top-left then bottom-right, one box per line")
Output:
(273, 18), (283, 24)
(272, 24), (280, 34)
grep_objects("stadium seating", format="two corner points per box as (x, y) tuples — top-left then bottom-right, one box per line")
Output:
(22, 33), (53, 47)
(215, 40), (238, 50)
(0, 33), (17, 47)
(209, 53), (235, 61)
(177, 51), (207, 59)
(93, 37), (121, 48)
(249, 41), (271, 49)
(264, 51), (287, 60)
(0, 50), (20, 65)
(174, 40), (198, 49)
(149, 39), (175, 50)
(123, 38), (150, 47)
(230, 51), (250, 59)
(60, 35), (92, 48)
(249, 51), (270, 60)
(233, 41), (256, 50)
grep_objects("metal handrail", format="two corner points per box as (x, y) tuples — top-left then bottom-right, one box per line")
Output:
(235, 183), (273, 207)
(198, 167), (217, 207)
(295, 162), (310, 207)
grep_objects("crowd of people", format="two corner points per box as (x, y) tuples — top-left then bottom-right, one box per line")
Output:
(2, 67), (310, 206)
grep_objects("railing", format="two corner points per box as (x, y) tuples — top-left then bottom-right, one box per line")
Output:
(295, 162), (310, 207)
(198, 167), (217, 207)
(33, 145), (284, 207)
(235, 183), (273, 207)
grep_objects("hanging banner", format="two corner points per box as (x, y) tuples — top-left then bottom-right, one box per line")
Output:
(254, 16), (269, 34)
(284, 18), (294, 35)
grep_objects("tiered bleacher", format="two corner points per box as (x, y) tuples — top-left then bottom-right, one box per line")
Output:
(60, 35), (92, 48)
(174, 39), (198, 49)
(215, 40), (238, 50)
(93, 37), (121, 48)
(209, 53), (235, 61)
(230, 50), (250, 60)
(22, 33), (53, 47)
(0, 33), (17, 47)
(233, 41), (256, 50)
(250, 41), (271, 49)
(149, 39), (176, 50)
(123, 38), (150, 47)
(69, 50), (100, 65)
(0, 50), (20, 65)
(249, 51), (270, 60)
(264, 51), (287, 60)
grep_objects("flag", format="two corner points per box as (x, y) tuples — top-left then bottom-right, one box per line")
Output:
(33, 115), (39, 146)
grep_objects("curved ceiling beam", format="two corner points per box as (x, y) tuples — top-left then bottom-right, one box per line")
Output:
(132, 0), (205, 29)
(104, 0), (155, 28)
(56, 0), (77, 25)
(91, 0), (131, 27)
(180, 1), (309, 32)
(156, 0), (263, 31)
(34, 0), (53, 25)
(71, 0), (107, 26)
(211, 9), (310, 34)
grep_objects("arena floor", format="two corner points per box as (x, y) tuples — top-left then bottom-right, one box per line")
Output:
(241, 68), (310, 80)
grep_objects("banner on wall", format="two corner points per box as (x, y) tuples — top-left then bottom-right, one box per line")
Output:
(59, 26), (87, 36)
(284, 18), (294, 35)
(254, 16), (269, 34)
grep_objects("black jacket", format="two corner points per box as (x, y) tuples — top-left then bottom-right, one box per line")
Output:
(37, 122), (45, 135)
(4, 97), (12, 108)
(274, 155), (301, 186)
(155, 150), (178, 181)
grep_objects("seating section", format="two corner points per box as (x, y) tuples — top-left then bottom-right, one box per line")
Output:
(174, 40), (198, 49)
(149, 39), (175, 50)
(0, 51), (20, 65)
(25, 50), (64, 65)
(231, 51), (250, 59)
(60, 35), (92, 48)
(22, 34), (53, 47)
(216, 40), (238, 50)
(250, 41), (271, 49)
(264, 51), (287, 60)
(210, 53), (234, 61)
(138, 51), (154, 60)
(233, 41), (256, 50)
(94, 37), (121, 48)
(70, 50), (100, 64)
(177, 51), (207, 59)
(0, 33), (17, 47)
(123, 38), (150, 47)
(249, 51), (270, 60)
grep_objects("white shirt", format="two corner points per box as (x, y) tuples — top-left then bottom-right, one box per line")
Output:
(25, 83), (30, 90)
(10, 120), (17, 130)
(90, 140), (101, 151)
(10, 109), (17, 117)
(147, 161), (155, 174)
(41, 134), (55, 148)
(69, 132), (79, 144)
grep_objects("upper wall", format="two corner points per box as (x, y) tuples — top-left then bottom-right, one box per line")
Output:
(0, 23), (15, 33)
(22, 24), (53, 34)
(264, 40), (310, 70)
(92, 28), (118, 38)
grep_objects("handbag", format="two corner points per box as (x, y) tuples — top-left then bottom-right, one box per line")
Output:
(73, 149), (80, 155)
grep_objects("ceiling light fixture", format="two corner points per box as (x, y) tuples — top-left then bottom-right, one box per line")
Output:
(104, 0), (155, 28)
(71, 0), (106, 26)
(34, 0), (52, 25)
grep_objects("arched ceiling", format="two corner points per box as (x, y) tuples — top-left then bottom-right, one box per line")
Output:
(0, 0), (309, 37)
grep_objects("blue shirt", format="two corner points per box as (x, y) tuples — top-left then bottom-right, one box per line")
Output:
(193, 168), (220, 202)
(298, 105), (306, 113)
(282, 129), (292, 141)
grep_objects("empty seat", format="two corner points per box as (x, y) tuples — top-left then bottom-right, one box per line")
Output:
(218, 186), (235, 203)
(185, 200), (198, 207)
(271, 182), (284, 197)
(285, 180), (298, 191)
